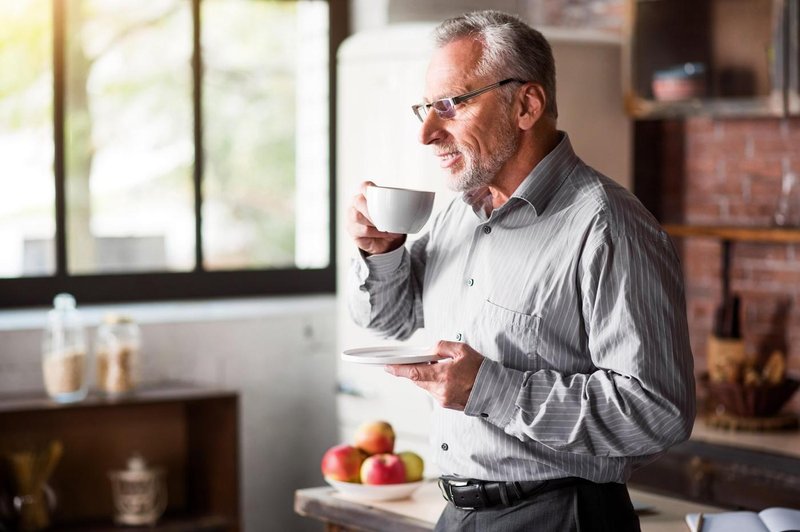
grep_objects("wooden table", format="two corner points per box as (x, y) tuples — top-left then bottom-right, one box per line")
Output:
(295, 481), (722, 532)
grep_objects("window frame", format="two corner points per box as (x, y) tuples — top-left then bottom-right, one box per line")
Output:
(1, 0), (349, 308)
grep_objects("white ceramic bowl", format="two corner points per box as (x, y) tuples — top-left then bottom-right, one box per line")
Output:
(325, 478), (426, 501)
(365, 185), (435, 234)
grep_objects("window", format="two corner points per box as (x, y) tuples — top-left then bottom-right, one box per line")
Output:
(0, 0), (347, 307)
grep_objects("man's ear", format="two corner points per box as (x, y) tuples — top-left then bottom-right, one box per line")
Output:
(517, 83), (546, 130)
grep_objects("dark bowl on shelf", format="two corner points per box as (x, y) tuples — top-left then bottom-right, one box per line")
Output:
(705, 377), (800, 418)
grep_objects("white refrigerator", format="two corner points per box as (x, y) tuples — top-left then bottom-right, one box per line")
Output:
(335, 23), (631, 469)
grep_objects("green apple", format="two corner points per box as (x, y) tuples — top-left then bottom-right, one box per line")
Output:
(397, 451), (424, 482)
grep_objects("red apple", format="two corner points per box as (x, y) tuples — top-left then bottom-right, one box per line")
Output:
(354, 420), (395, 455)
(397, 451), (424, 482)
(321, 444), (365, 483)
(360, 453), (407, 485)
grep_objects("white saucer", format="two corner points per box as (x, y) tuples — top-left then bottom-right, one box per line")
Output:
(341, 346), (440, 365)
(326, 478), (425, 501)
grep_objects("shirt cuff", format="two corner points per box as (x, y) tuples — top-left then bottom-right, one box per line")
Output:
(363, 246), (405, 278)
(464, 358), (524, 427)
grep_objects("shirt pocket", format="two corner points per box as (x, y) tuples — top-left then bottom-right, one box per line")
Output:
(478, 299), (543, 371)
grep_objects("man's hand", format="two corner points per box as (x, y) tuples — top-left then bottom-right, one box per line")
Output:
(385, 341), (485, 411)
(346, 181), (407, 256)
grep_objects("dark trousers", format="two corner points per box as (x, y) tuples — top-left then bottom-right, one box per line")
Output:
(434, 481), (641, 532)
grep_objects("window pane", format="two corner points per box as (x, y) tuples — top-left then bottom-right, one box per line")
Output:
(202, 0), (330, 271)
(0, 0), (55, 278)
(65, 0), (194, 275)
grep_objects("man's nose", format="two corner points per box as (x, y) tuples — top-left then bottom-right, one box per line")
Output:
(418, 110), (445, 146)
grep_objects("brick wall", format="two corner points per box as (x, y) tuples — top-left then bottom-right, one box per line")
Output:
(660, 117), (800, 411)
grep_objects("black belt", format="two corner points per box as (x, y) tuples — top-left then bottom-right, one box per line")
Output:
(438, 476), (584, 510)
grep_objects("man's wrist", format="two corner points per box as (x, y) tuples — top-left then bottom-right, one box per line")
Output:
(464, 359), (524, 427)
(362, 245), (405, 277)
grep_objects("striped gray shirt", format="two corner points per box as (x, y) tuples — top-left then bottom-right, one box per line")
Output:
(348, 133), (695, 483)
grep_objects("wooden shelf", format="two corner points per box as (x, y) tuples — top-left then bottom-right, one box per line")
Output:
(625, 0), (795, 118)
(0, 381), (235, 413)
(53, 513), (230, 532)
(0, 382), (240, 532)
(627, 96), (782, 120)
(664, 224), (800, 244)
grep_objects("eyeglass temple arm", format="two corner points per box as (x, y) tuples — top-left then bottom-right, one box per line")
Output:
(412, 79), (525, 115)
(452, 79), (524, 105)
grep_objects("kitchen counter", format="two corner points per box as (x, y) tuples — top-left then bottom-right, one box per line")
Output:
(629, 418), (800, 511)
(295, 481), (722, 532)
(691, 418), (800, 459)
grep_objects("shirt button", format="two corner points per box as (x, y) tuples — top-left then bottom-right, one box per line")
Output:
(480, 413), (489, 418)
(441, 443), (449, 451)
(483, 226), (492, 234)
(455, 333), (462, 341)
(467, 278), (474, 287)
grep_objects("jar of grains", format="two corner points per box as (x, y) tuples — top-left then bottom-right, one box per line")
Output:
(42, 293), (88, 403)
(95, 314), (140, 396)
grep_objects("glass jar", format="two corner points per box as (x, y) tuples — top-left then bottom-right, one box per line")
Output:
(42, 293), (88, 403)
(95, 314), (140, 396)
(12, 483), (57, 532)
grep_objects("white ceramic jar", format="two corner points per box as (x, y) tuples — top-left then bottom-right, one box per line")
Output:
(108, 455), (166, 526)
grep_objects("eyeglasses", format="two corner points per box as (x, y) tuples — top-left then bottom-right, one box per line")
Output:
(412, 78), (526, 123)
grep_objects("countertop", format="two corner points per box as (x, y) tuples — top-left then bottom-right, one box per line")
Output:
(691, 417), (800, 459)
(295, 481), (723, 532)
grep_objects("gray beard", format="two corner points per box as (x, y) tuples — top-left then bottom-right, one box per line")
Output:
(448, 120), (519, 193)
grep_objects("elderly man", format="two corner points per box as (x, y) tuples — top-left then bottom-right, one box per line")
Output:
(345, 10), (695, 532)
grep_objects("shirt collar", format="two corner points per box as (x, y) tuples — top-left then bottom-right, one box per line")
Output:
(512, 131), (578, 215)
(463, 131), (579, 218)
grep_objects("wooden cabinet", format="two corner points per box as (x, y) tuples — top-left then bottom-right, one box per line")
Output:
(0, 384), (240, 531)
(624, 0), (800, 118)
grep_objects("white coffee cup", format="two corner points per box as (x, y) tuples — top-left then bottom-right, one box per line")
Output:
(365, 185), (435, 234)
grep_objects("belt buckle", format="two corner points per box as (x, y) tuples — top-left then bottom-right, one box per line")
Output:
(438, 477), (478, 511)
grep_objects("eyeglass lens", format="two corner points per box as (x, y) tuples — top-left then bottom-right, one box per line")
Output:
(432, 99), (455, 118)
(414, 99), (455, 122)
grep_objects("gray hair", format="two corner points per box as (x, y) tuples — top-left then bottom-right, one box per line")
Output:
(433, 10), (558, 119)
